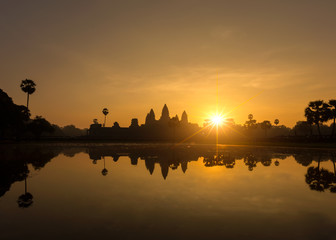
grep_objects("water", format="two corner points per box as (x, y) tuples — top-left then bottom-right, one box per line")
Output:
(1, 143), (336, 240)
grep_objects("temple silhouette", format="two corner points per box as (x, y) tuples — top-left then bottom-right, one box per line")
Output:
(89, 104), (201, 141)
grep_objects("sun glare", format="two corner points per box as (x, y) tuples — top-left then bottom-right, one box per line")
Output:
(210, 114), (225, 126)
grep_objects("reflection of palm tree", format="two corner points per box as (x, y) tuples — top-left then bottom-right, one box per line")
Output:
(223, 154), (235, 168)
(244, 153), (257, 171)
(305, 156), (335, 192)
(203, 153), (236, 168)
(102, 108), (109, 127)
(260, 154), (272, 166)
(305, 167), (330, 192)
(20, 79), (36, 111)
(203, 155), (217, 167)
(331, 153), (336, 192)
(17, 166), (33, 208)
(101, 157), (108, 176)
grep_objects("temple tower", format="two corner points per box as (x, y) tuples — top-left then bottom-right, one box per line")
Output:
(145, 108), (156, 125)
(159, 104), (170, 123)
(181, 111), (188, 124)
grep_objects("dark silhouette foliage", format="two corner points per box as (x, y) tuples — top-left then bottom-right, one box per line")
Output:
(0, 89), (29, 139)
(260, 120), (272, 136)
(327, 100), (336, 137)
(28, 116), (54, 139)
(244, 114), (257, 130)
(293, 121), (312, 136)
(61, 125), (86, 136)
(304, 100), (329, 137)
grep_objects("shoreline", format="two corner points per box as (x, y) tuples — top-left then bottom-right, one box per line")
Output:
(1, 138), (336, 150)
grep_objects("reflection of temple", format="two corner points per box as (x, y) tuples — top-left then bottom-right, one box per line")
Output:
(1, 144), (336, 209)
(87, 145), (203, 180)
(89, 104), (201, 141)
(88, 145), (291, 179)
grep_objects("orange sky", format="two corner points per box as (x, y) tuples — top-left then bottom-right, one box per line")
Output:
(1, 1), (336, 128)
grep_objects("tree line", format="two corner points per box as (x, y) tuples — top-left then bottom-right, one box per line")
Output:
(304, 100), (336, 138)
(2, 78), (336, 141)
(0, 79), (87, 140)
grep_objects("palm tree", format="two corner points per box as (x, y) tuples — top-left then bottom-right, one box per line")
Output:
(102, 108), (109, 127)
(328, 100), (336, 138)
(260, 120), (272, 137)
(244, 114), (257, 130)
(274, 119), (279, 126)
(304, 100), (329, 137)
(20, 79), (36, 111)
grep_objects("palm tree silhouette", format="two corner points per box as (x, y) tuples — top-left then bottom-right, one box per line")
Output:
(260, 120), (272, 137)
(244, 114), (257, 131)
(328, 100), (336, 138)
(102, 108), (109, 127)
(20, 79), (36, 111)
(274, 119), (279, 126)
(304, 100), (329, 137)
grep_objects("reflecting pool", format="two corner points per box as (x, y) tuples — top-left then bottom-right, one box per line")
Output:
(1, 143), (336, 240)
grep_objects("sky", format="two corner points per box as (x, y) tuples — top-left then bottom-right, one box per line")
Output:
(1, 0), (336, 128)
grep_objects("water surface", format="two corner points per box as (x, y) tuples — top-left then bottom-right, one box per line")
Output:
(1, 143), (336, 240)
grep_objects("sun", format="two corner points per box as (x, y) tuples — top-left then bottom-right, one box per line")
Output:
(210, 114), (225, 126)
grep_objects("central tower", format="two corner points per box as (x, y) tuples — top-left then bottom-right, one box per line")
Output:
(159, 104), (170, 123)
